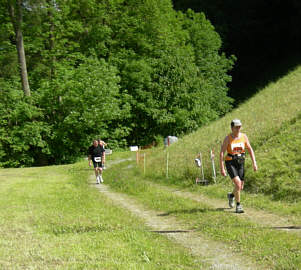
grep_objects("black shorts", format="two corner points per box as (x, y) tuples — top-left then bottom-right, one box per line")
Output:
(225, 160), (245, 180)
(92, 161), (103, 168)
(92, 157), (103, 168)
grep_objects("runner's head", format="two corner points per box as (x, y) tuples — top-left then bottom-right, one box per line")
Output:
(93, 140), (98, 147)
(231, 119), (242, 135)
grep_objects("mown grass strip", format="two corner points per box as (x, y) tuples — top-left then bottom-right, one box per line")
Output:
(105, 160), (301, 270)
(0, 163), (207, 269)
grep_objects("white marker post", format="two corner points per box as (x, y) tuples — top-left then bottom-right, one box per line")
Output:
(200, 152), (205, 182)
(130, 146), (139, 164)
(210, 149), (216, 184)
(166, 151), (169, 178)
(195, 152), (208, 185)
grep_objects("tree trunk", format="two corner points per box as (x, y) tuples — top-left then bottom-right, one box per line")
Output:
(47, 0), (62, 103)
(8, 0), (31, 97)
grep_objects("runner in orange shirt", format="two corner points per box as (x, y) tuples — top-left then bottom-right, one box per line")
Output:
(219, 119), (257, 213)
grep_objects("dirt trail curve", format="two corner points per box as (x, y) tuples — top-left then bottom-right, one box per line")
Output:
(107, 157), (300, 233)
(92, 175), (263, 270)
(149, 183), (301, 234)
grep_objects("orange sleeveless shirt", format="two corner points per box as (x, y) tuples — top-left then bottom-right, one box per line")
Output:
(225, 133), (247, 161)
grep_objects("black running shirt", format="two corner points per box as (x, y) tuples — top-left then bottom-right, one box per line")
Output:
(88, 145), (105, 159)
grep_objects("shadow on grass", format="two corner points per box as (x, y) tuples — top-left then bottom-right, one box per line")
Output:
(151, 230), (195, 234)
(157, 209), (301, 231)
(272, 226), (301, 230)
(49, 224), (109, 235)
(158, 207), (229, 216)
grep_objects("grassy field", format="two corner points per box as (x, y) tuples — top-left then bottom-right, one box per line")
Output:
(104, 161), (301, 270)
(0, 163), (207, 269)
(102, 65), (301, 269)
(1, 65), (301, 269)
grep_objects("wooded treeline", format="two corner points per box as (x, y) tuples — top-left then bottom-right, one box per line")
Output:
(0, 0), (234, 167)
(173, 0), (301, 101)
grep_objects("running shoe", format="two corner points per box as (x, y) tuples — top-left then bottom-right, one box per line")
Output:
(236, 204), (244, 213)
(96, 176), (100, 184)
(100, 175), (104, 183)
(227, 192), (235, 208)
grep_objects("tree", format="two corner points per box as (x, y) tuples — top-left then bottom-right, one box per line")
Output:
(7, 0), (30, 96)
(36, 57), (131, 163)
(103, 0), (233, 144)
(0, 0), (234, 166)
(0, 77), (50, 167)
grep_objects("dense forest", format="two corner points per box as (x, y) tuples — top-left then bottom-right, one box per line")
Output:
(173, 0), (301, 101)
(2, 1), (300, 167)
(0, 0), (234, 167)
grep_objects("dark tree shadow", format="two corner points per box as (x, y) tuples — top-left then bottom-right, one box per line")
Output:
(172, 0), (301, 103)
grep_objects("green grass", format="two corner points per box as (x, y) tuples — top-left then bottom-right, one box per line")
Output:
(104, 162), (301, 270)
(246, 114), (301, 200)
(102, 65), (301, 219)
(0, 163), (207, 269)
(101, 66), (301, 269)
(166, 112), (301, 216)
(131, 116), (301, 220)
(2, 60), (301, 269)
(139, 65), (301, 202)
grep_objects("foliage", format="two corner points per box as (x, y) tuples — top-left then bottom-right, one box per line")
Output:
(104, 2), (234, 144)
(0, 78), (51, 167)
(0, 0), (233, 166)
(36, 57), (131, 164)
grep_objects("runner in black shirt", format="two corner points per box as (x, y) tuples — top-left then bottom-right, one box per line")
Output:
(88, 140), (105, 184)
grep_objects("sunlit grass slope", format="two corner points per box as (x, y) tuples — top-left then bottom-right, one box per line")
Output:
(144, 65), (301, 200)
(246, 114), (301, 201)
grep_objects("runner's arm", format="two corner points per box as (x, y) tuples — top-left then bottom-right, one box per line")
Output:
(102, 149), (106, 166)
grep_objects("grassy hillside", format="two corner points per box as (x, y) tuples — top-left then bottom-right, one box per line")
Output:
(246, 114), (301, 201)
(142, 65), (301, 201)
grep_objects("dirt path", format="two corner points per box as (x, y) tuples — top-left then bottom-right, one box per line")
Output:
(148, 182), (301, 234)
(91, 175), (263, 270)
(106, 157), (300, 232)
